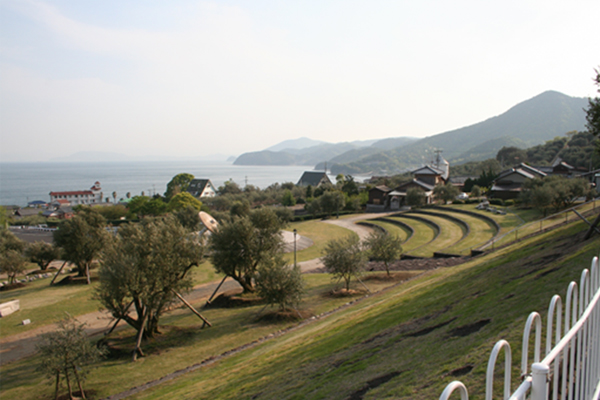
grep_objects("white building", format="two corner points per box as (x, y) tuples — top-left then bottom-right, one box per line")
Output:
(49, 181), (104, 206)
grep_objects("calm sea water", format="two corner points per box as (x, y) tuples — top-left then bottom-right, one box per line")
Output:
(0, 161), (319, 207)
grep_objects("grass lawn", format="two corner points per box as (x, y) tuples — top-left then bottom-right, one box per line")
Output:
(427, 207), (498, 253)
(0, 263), (221, 339)
(386, 216), (436, 257)
(125, 220), (600, 400)
(406, 213), (464, 254)
(366, 219), (411, 242)
(0, 271), (421, 400)
(283, 220), (356, 264)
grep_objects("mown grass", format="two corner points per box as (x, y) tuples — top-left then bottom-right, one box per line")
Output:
(283, 220), (356, 263)
(0, 271), (418, 400)
(126, 220), (600, 400)
(406, 213), (464, 253)
(386, 216), (436, 257)
(366, 220), (411, 242)
(427, 207), (498, 253)
(0, 263), (220, 338)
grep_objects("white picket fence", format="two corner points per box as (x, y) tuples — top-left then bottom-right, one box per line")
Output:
(440, 256), (600, 400)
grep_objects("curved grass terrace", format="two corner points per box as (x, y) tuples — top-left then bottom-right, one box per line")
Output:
(404, 212), (466, 255)
(385, 216), (437, 257)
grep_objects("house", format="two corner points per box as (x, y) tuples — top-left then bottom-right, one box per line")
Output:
(297, 171), (332, 187)
(49, 181), (103, 206)
(42, 205), (74, 219)
(186, 179), (217, 198)
(366, 151), (449, 211)
(388, 179), (436, 209)
(490, 164), (546, 200)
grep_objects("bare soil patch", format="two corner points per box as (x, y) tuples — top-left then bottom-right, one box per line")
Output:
(328, 288), (365, 298)
(0, 282), (26, 292)
(256, 309), (313, 322)
(448, 318), (491, 337)
(205, 289), (263, 308)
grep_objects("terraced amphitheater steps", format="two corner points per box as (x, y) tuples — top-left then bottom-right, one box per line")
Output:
(383, 215), (439, 257)
(358, 219), (414, 243)
(402, 210), (468, 256)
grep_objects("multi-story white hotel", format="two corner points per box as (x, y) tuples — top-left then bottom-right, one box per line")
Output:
(49, 181), (104, 206)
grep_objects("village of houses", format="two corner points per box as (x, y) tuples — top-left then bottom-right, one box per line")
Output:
(4, 150), (596, 230)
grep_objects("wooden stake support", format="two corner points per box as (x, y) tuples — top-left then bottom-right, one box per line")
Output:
(172, 290), (212, 328)
(204, 276), (228, 308)
(50, 261), (68, 286)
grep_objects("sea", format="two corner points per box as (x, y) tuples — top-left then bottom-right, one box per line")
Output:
(0, 161), (328, 207)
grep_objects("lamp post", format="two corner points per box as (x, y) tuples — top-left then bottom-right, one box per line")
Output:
(293, 229), (297, 268)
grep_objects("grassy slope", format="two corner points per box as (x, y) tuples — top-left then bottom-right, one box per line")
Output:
(133, 221), (600, 400)
(386, 217), (436, 256)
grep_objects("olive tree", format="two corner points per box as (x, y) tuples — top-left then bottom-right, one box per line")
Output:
(53, 208), (108, 284)
(406, 187), (426, 207)
(96, 216), (203, 360)
(36, 316), (105, 400)
(363, 230), (403, 276)
(321, 235), (366, 291)
(0, 250), (26, 285)
(26, 241), (61, 271)
(210, 207), (284, 293)
(255, 255), (303, 312)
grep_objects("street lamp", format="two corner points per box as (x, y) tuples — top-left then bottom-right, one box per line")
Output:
(293, 229), (297, 268)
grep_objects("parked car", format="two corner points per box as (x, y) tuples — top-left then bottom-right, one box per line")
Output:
(456, 192), (469, 200)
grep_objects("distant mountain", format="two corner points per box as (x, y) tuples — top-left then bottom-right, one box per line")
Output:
(329, 91), (588, 174)
(234, 142), (364, 166)
(266, 137), (328, 152)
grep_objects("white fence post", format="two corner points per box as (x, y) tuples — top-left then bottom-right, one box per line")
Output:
(531, 363), (549, 400)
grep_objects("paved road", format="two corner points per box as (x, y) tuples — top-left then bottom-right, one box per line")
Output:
(0, 217), (381, 365)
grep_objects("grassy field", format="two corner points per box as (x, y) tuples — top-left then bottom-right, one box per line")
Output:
(424, 207), (498, 254)
(385, 216), (436, 257)
(124, 220), (600, 400)
(405, 212), (465, 254)
(364, 219), (412, 242)
(0, 271), (423, 400)
(0, 263), (221, 339)
(282, 220), (357, 264)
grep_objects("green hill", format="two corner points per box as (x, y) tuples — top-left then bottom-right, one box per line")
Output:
(132, 219), (599, 399)
(330, 91), (588, 174)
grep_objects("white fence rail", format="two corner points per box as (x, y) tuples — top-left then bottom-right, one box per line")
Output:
(440, 256), (600, 400)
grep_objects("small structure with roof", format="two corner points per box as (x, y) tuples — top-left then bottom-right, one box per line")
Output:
(297, 171), (332, 187)
(186, 179), (217, 198)
(489, 163), (546, 200)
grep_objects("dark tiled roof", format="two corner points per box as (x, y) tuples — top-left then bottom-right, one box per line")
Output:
(297, 171), (331, 186)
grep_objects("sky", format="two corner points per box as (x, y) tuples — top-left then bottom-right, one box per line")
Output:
(1, 0), (599, 162)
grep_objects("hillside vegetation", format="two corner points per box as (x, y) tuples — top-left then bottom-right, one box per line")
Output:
(128, 219), (599, 399)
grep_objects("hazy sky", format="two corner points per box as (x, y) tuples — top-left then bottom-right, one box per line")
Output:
(1, 0), (599, 162)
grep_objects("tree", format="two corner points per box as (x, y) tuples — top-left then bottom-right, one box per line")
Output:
(126, 195), (150, 217)
(141, 198), (167, 216)
(471, 185), (482, 198)
(281, 189), (296, 207)
(319, 190), (345, 218)
(0, 206), (10, 228)
(0, 250), (26, 285)
(433, 183), (460, 203)
(164, 173), (195, 201)
(363, 230), (403, 276)
(210, 207), (284, 293)
(0, 228), (26, 253)
(496, 146), (528, 167)
(173, 206), (202, 232)
(341, 175), (359, 196)
(167, 192), (203, 212)
(406, 187), (426, 207)
(53, 208), (108, 284)
(521, 175), (589, 215)
(218, 179), (242, 195)
(305, 185), (313, 199)
(587, 67), (600, 137)
(36, 316), (105, 400)
(255, 255), (303, 312)
(96, 216), (203, 359)
(321, 235), (366, 291)
(26, 241), (60, 271)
